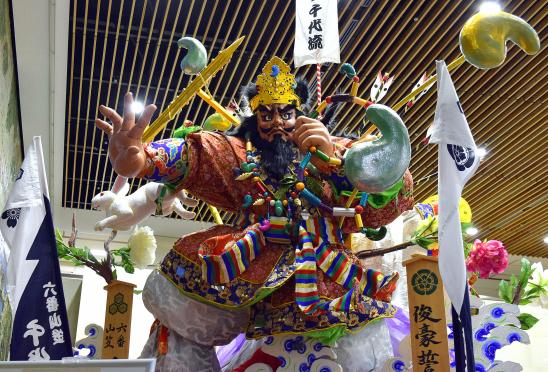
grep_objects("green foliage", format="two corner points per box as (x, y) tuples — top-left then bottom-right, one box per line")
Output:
(410, 217), (484, 258)
(55, 228), (136, 281)
(55, 228), (98, 267)
(305, 177), (324, 199)
(498, 258), (544, 330)
(498, 279), (513, 303)
(517, 313), (539, 331)
(464, 242), (473, 258)
(412, 236), (436, 250)
(274, 184), (290, 201)
(274, 175), (296, 200)
(111, 246), (136, 274)
(513, 258), (537, 305)
(410, 217), (437, 249)
(172, 125), (201, 139)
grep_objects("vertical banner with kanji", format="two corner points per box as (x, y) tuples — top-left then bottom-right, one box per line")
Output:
(404, 254), (450, 371)
(0, 137), (73, 360)
(101, 280), (135, 359)
(294, 0), (340, 68)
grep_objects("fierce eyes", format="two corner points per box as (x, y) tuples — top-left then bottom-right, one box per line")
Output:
(281, 112), (293, 120)
(261, 112), (293, 121)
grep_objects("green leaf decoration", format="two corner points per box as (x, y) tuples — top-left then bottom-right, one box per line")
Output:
(367, 179), (403, 209)
(305, 177), (324, 199)
(67, 257), (85, 266)
(412, 237), (435, 250)
(172, 125), (201, 139)
(123, 263), (135, 274)
(280, 175), (297, 186)
(517, 313), (539, 330)
(54, 226), (142, 284)
(412, 217), (437, 239)
(274, 184), (290, 201)
(510, 275), (518, 288)
(464, 242), (472, 258)
(523, 283), (543, 298)
(55, 228), (63, 242)
(498, 279), (513, 303)
(518, 258), (533, 287)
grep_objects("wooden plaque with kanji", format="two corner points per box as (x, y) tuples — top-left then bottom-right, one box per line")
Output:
(404, 254), (450, 371)
(101, 280), (136, 359)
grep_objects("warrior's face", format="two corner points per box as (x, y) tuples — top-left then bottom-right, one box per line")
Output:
(256, 104), (296, 142)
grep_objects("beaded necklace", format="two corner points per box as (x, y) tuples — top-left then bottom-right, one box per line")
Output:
(235, 131), (387, 240)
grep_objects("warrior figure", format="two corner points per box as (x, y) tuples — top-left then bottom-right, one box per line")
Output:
(96, 57), (414, 371)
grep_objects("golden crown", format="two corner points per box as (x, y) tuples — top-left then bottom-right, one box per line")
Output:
(249, 57), (301, 112)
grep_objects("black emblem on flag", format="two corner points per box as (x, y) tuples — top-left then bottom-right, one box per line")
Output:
(447, 144), (475, 171)
(2, 208), (22, 228)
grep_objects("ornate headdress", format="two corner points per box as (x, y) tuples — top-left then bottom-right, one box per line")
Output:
(249, 57), (301, 112)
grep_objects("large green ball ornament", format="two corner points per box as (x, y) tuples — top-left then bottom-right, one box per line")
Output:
(178, 36), (207, 75)
(344, 104), (411, 193)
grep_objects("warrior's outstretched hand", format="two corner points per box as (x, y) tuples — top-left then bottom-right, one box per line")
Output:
(95, 92), (157, 177)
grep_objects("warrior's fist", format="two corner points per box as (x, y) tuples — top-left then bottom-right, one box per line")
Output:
(292, 116), (335, 171)
(95, 92), (157, 177)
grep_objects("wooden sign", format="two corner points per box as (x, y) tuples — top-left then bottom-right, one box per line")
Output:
(403, 254), (450, 371)
(101, 280), (136, 359)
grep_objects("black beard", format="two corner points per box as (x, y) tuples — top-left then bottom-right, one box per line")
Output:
(255, 135), (295, 179)
(229, 115), (295, 179)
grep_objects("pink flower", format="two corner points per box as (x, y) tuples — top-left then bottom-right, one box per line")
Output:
(466, 239), (508, 279)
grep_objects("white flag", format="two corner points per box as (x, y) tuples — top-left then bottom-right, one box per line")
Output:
(294, 0), (340, 68)
(0, 137), (72, 360)
(428, 61), (480, 312)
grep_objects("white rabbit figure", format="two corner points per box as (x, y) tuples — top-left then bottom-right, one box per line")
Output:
(91, 176), (198, 231)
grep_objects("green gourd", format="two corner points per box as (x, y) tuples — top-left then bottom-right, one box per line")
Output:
(344, 104), (411, 193)
(178, 37), (207, 75)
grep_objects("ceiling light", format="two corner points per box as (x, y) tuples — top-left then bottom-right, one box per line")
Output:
(477, 147), (488, 160)
(131, 101), (144, 114)
(466, 227), (479, 236)
(479, 2), (502, 14)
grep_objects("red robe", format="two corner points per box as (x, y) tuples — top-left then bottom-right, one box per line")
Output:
(143, 131), (414, 338)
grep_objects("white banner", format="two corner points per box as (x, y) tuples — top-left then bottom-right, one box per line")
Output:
(294, 0), (340, 68)
(0, 137), (72, 360)
(429, 61), (480, 313)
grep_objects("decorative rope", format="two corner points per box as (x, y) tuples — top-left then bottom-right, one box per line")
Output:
(316, 63), (322, 106)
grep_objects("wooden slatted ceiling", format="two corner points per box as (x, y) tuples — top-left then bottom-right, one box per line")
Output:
(63, 0), (547, 257)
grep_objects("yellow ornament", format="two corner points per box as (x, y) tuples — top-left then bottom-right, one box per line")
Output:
(421, 195), (472, 224)
(460, 11), (540, 70)
(203, 113), (233, 132)
(249, 57), (301, 111)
